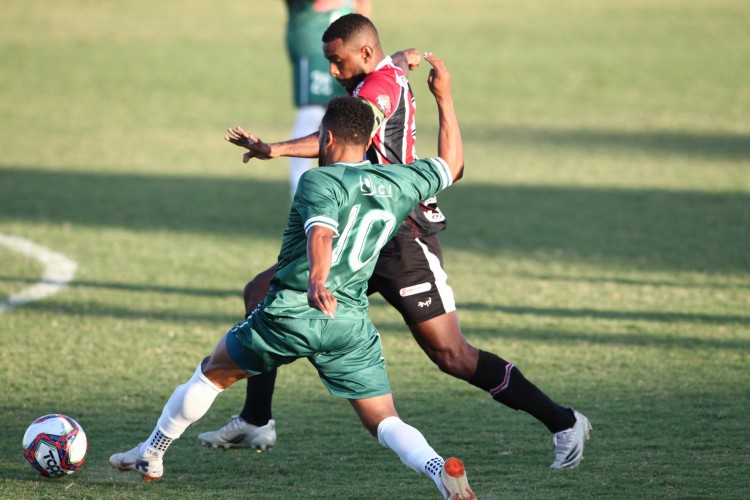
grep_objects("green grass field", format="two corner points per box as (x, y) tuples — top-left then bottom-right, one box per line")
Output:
(1, 0), (749, 498)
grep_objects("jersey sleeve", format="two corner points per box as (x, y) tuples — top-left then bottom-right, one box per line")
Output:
(358, 97), (386, 137)
(402, 157), (453, 202)
(295, 170), (340, 236)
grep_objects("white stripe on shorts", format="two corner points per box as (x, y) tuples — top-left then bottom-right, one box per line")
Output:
(414, 238), (456, 313)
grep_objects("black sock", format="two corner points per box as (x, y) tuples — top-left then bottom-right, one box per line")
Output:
(239, 368), (278, 427)
(469, 350), (575, 433)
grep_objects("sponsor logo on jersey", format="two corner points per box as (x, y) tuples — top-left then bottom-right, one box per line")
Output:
(359, 175), (393, 198)
(418, 297), (433, 308)
(399, 282), (432, 297)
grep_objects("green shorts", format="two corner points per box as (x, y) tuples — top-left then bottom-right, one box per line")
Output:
(226, 310), (391, 399)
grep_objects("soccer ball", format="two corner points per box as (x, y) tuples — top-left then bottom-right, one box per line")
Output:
(22, 414), (87, 478)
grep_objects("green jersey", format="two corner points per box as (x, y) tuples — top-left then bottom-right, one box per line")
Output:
(285, 0), (353, 106)
(262, 157), (453, 319)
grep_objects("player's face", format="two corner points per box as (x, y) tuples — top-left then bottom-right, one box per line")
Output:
(323, 38), (367, 93)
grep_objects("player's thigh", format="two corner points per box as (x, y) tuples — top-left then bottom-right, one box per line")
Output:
(224, 312), (307, 377)
(369, 234), (456, 325)
(310, 319), (391, 399)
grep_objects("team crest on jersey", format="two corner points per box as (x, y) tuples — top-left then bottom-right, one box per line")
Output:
(360, 175), (393, 198)
(375, 95), (392, 115)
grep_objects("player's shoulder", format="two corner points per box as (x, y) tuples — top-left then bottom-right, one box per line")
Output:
(406, 157), (453, 185)
(301, 165), (345, 184)
(357, 60), (402, 91)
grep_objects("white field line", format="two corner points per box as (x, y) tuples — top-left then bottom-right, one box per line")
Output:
(0, 234), (77, 314)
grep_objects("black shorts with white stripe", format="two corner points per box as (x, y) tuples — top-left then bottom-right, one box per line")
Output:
(367, 233), (456, 325)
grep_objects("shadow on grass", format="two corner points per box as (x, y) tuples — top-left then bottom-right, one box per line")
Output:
(21, 300), (239, 326)
(504, 272), (750, 290)
(464, 124), (750, 161)
(0, 166), (291, 239)
(2, 165), (749, 274)
(437, 182), (750, 275)
(376, 319), (750, 351)
(6, 275), (746, 328)
(14, 298), (750, 351)
(458, 302), (750, 326)
(0, 275), (239, 299)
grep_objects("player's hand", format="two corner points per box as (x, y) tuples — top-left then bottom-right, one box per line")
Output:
(308, 283), (337, 319)
(225, 126), (275, 162)
(400, 48), (421, 71)
(425, 52), (451, 99)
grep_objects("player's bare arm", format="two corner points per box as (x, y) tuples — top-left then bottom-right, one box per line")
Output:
(425, 52), (464, 182)
(391, 48), (420, 73)
(306, 225), (337, 319)
(225, 127), (319, 163)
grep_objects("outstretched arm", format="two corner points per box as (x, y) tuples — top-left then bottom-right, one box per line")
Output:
(225, 127), (319, 163)
(306, 225), (337, 319)
(425, 52), (464, 182)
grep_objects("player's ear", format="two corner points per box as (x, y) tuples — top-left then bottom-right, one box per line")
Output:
(360, 45), (374, 63)
(325, 130), (335, 148)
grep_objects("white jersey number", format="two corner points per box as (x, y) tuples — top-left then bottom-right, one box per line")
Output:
(332, 205), (396, 272)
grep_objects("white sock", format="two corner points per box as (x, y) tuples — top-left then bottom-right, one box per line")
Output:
(377, 416), (445, 493)
(290, 156), (315, 198)
(289, 105), (325, 197)
(141, 364), (223, 457)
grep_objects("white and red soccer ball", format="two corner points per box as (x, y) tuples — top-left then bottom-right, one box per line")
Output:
(22, 414), (87, 478)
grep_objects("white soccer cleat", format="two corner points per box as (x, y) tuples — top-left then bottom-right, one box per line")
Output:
(550, 410), (592, 469)
(197, 416), (276, 452)
(109, 443), (163, 482)
(440, 457), (476, 500)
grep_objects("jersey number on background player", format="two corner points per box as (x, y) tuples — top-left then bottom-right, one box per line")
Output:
(310, 70), (335, 96)
(332, 205), (396, 271)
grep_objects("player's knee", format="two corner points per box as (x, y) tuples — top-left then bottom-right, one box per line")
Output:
(430, 347), (477, 380)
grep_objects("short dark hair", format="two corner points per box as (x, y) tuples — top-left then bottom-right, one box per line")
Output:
(322, 13), (378, 44)
(322, 97), (374, 147)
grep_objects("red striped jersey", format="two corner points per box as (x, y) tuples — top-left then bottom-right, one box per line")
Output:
(352, 56), (447, 238)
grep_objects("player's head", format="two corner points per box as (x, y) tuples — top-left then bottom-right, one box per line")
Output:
(318, 97), (374, 166)
(322, 14), (383, 92)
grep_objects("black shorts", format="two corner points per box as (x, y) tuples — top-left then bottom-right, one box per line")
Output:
(367, 233), (456, 325)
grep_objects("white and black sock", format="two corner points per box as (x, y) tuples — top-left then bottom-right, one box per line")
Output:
(141, 363), (223, 457)
(377, 416), (445, 493)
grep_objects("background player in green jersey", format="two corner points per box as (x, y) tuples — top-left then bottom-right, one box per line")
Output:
(284, 1), (371, 197)
(110, 53), (476, 500)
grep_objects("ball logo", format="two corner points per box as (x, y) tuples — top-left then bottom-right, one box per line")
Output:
(41, 447), (66, 477)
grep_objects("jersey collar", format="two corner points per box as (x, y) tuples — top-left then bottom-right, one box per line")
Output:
(374, 55), (394, 72)
(331, 160), (371, 168)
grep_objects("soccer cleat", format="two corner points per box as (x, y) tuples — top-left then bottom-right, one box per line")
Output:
(550, 410), (592, 469)
(197, 416), (276, 452)
(440, 457), (476, 500)
(109, 443), (163, 482)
